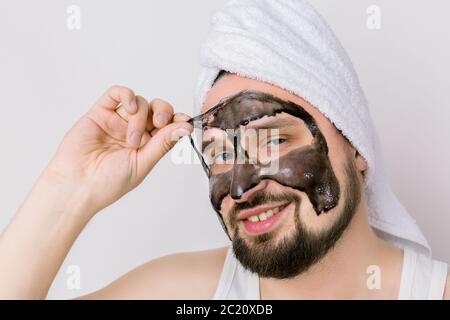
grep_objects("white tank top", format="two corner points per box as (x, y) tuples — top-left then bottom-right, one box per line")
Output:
(213, 246), (448, 299)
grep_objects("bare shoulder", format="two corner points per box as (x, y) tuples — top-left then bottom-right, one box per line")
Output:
(77, 246), (229, 300)
(444, 273), (450, 300)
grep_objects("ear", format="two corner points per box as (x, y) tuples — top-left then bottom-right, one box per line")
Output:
(354, 149), (368, 173)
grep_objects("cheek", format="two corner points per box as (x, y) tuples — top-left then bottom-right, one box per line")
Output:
(299, 199), (344, 233)
(220, 196), (234, 223)
(296, 160), (351, 233)
(325, 152), (343, 190)
(316, 125), (350, 189)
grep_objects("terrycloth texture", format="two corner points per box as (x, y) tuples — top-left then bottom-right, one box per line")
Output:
(194, 0), (430, 255)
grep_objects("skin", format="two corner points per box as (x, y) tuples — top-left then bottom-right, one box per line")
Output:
(192, 91), (341, 215)
(0, 77), (448, 299)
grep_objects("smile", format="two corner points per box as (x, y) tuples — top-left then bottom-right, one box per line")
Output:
(239, 202), (292, 235)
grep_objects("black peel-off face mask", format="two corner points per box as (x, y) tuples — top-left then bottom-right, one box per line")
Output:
(188, 91), (340, 238)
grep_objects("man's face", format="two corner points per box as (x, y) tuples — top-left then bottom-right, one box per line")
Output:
(195, 73), (366, 279)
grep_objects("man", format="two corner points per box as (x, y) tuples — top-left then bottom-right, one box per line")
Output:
(0, 0), (448, 299)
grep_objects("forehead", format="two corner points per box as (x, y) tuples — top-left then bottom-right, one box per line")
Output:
(195, 90), (317, 136)
(202, 73), (321, 121)
(199, 74), (351, 151)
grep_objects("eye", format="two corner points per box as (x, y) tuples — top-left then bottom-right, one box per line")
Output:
(267, 137), (286, 146)
(214, 151), (233, 163)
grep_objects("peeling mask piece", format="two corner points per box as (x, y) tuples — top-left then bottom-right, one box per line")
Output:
(189, 91), (340, 235)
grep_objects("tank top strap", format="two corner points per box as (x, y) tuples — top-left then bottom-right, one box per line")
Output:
(213, 246), (448, 299)
(398, 247), (448, 300)
(213, 246), (260, 299)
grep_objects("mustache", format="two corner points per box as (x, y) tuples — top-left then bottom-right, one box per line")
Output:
(228, 191), (301, 224)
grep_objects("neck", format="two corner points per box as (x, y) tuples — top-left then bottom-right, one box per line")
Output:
(259, 198), (404, 299)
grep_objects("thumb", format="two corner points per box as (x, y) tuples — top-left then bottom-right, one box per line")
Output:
(137, 121), (192, 174)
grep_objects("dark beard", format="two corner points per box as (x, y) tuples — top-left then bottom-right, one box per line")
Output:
(229, 158), (361, 279)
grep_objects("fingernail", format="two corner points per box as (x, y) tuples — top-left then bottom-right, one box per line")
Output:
(157, 112), (168, 126)
(129, 99), (138, 113)
(130, 131), (142, 147)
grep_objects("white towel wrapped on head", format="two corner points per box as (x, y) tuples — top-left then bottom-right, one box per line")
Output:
(193, 0), (430, 255)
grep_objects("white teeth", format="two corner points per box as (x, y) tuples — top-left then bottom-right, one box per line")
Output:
(246, 206), (282, 222)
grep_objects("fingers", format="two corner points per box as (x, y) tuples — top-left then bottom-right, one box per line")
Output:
(116, 104), (129, 121)
(148, 98), (174, 130)
(89, 86), (193, 152)
(118, 97), (191, 150)
(126, 96), (149, 148)
(116, 98), (188, 133)
(147, 112), (191, 137)
(173, 112), (191, 123)
(137, 121), (193, 175)
(93, 85), (138, 115)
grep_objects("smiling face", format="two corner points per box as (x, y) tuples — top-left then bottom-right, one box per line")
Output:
(194, 73), (368, 278)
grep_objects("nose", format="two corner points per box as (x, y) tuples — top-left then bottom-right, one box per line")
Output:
(230, 163), (263, 201)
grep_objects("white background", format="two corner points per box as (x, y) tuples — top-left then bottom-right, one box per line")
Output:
(0, 0), (448, 299)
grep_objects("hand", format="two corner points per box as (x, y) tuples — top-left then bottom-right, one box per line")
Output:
(45, 85), (192, 216)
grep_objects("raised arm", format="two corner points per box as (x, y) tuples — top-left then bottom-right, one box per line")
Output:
(0, 86), (192, 299)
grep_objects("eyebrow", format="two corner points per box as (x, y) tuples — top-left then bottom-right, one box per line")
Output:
(244, 116), (301, 130)
(201, 134), (231, 152)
